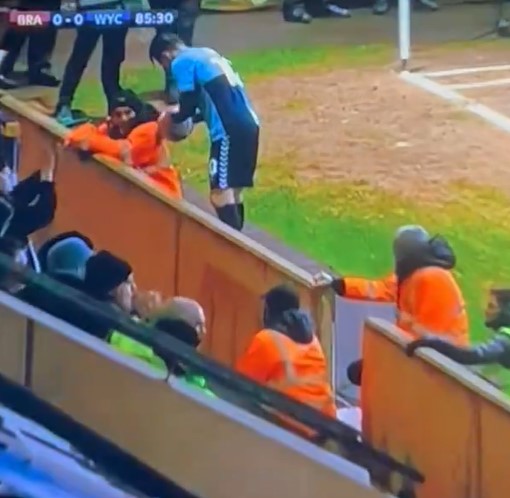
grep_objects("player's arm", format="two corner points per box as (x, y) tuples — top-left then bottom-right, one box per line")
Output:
(167, 58), (199, 123)
(169, 91), (199, 123)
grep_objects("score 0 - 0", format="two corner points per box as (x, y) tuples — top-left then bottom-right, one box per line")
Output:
(51, 12), (84, 27)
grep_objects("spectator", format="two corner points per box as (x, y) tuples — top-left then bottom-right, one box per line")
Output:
(0, 236), (28, 293)
(37, 231), (94, 287)
(16, 232), (96, 326)
(406, 288), (510, 384)
(107, 296), (215, 397)
(236, 284), (336, 429)
(65, 91), (182, 199)
(0, 144), (57, 263)
(83, 250), (136, 316)
(314, 225), (468, 386)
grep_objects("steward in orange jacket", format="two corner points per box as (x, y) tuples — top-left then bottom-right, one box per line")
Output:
(65, 91), (182, 200)
(236, 284), (336, 435)
(315, 225), (469, 385)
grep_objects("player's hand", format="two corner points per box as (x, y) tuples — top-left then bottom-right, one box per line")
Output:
(313, 271), (334, 286)
(119, 142), (132, 165)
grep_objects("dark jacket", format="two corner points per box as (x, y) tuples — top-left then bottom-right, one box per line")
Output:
(17, 274), (123, 341)
(2, 171), (57, 244)
(407, 295), (510, 369)
(408, 328), (510, 368)
(264, 309), (315, 345)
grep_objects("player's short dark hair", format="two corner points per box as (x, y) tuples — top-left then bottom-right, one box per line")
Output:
(149, 33), (184, 64)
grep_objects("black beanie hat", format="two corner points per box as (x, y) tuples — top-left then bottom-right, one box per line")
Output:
(84, 250), (132, 298)
(108, 90), (143, 115)
(263, 284), (300, 317)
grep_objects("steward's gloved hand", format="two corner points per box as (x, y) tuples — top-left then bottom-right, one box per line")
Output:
(406, 338), (435, 357)
(312, 271), (345, 296)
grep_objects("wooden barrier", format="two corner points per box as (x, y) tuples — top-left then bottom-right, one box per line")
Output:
(0, 93), (334, 371)
(0, 291), (385, 498)
(362, 318), (510, 498)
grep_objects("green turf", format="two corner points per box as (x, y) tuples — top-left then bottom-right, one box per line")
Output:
(74, 42), (510, 357)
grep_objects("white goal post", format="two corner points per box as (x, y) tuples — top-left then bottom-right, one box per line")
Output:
(398, 0), (411, 69)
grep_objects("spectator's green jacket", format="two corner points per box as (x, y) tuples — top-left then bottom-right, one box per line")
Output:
(108, 331), (216, 398)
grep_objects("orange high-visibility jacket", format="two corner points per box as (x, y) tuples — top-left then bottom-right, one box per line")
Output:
(236, 329), (336, 418)
(343, 269), (468, 345)
(66, 122), (182, 199)
(343, 274), (397, 303)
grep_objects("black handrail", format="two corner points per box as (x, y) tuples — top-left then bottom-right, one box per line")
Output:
(0, 253), (425, 485)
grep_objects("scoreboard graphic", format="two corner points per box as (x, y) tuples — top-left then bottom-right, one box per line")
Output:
(8, 9), (177, 28)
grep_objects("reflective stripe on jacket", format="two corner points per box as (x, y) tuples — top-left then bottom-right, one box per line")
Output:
(236, 329), (336, 418)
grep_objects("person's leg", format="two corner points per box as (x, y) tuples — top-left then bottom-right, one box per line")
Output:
(373, 0), (390, 15)
(306, 0), (351, 18)
(174, 0), (201, 45)
(282, 0), (312, 23)
(26, 0), (60, 85)
(0, 29), (27, 89)
(231, 126), (258, 229)
(208, 138), (243, 230)
(55, 28), (100, 115)
(100, 27), (128, 106)
(414, 0), (438, 10)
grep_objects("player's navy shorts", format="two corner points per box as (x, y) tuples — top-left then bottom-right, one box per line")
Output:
(208, 126), (259, 190)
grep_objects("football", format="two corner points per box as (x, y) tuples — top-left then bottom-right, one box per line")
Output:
(167, 117), (194, 142)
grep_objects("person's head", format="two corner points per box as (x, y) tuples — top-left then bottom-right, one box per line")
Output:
(107, 91), (144, 137)
(152, 317), (201, 375)
(262, 284), (300, 327)
(84, 251), (136, 312)
(148, 296), (206, 344)
(45, 234), (94, 281)
(392, 225), (430, 263)
(0, 236), (27, 292)
(149, 33), (186, 71)
(485, 288), (510, 329)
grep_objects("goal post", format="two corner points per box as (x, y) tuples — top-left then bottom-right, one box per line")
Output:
(398, 0), (411, 70)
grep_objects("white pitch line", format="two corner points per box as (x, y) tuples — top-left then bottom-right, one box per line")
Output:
(423, 64), (510, 78)
(446, 78), (510, 90)
(400, 71), (510, 135)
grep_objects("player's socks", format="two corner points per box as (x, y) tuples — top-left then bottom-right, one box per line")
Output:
(216, 205), (243, 231)
(236, 203), (245, 229)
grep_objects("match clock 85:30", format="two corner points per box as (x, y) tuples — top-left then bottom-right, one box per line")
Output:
(134, 11), (175, 26)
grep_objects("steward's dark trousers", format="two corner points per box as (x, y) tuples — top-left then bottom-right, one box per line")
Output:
(58, 27), (128, 107)
(0, 0), (61, 75)
(149, 0), (201, 45)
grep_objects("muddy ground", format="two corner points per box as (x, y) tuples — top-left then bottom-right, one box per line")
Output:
(250, 65), (510, 203)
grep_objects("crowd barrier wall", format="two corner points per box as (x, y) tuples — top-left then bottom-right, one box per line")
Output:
(0, 94), (334, 374)
(0, 290), (385, 498)
(362, 318), (510, 498)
